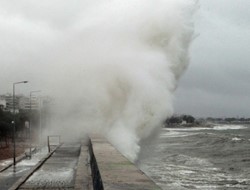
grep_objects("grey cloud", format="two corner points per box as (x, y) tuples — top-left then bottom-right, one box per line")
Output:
(174, 0), (250, 117)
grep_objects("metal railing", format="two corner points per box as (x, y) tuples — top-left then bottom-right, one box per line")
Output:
(47, 135), (61, 152)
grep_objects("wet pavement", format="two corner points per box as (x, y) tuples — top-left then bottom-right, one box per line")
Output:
(0, 139), (91, 190)
(18, 143), (81, 189)
(0, 148), (48, 190)
(1, 136), (160, 190)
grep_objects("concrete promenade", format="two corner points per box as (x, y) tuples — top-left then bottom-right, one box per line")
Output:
(0, 136), (161, 190)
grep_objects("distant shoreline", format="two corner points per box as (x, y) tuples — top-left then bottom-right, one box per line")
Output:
(164, 122), (249, 128)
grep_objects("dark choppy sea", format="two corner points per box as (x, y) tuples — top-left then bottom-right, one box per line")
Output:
(139, 124), (250, 190)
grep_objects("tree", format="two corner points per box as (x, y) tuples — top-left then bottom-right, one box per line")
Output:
(182, 115), (195, 123)
(0, 121), (12, 147)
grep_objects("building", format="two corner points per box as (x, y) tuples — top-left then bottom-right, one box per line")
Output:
(0, 94), (19, 113)
(19, 96), (40, 110)
(0, 98), (6, 110)
(0, 94), (40, 113)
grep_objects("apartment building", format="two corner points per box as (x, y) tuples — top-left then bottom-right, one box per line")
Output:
(0, 94), (40, 112)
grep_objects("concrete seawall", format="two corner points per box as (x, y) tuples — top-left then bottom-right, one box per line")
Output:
(88, 135), (161, 190)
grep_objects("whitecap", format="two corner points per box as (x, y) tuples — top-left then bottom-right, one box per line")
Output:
(232, 137), (242, 141)
(213, 125), (247, 130)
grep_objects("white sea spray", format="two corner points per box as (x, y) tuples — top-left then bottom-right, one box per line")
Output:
(0, 0), (197, 161)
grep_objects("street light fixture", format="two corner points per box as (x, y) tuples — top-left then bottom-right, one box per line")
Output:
(13, 80), (28, 166)
(29, 90), (41, 159)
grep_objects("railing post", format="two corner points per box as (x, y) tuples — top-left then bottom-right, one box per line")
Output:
(47, 136), (50, 153)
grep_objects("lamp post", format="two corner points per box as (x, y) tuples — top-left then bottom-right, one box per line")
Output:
(29, 90), (41, 159)
(39, 97), (43, 146)
(13, 80), (28, 166)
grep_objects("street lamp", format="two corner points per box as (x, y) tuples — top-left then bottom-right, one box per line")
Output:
(13, 80), (28, 166)
(29, 90), (41, 159)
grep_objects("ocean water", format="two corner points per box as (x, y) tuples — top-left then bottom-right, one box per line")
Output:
(139, 124), (250, 190)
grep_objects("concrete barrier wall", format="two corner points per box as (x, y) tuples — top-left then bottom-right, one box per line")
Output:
(88, 139), (104, 190)
(88, 135), (161, 190)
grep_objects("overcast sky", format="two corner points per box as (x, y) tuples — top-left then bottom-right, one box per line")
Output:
(1, 0), (249, 118)
(174, 0), (250, 118)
